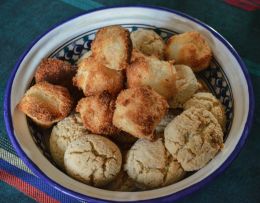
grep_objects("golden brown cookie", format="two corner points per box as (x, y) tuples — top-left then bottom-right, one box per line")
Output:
(73, 56), (124, 96)
(165, 31), (212, 72)
(35, 58), (75, 89)
(127, 50), (176, 100)
(17, 82), (73, 128)
(130, 29), (165, 59)
(91, 25), (132, 70)
(76, 91), (119, 135)
(113, 86), (168, 140)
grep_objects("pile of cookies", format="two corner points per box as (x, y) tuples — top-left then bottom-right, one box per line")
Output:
(17, 25), (226, 191)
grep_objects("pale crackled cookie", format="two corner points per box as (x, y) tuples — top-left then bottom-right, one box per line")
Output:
(183, 92), (226, 130)
(124, 138), (185, 189)
(64, 134), (122, 187)
(130, 29), (165, 59)
(164, 107), (223, 171)
(49, 113), (89, 169)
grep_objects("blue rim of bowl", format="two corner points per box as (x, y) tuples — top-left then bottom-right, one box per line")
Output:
(3, 5), (255, 203)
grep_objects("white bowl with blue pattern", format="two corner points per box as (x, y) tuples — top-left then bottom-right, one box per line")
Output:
(4, 6), (254, 202)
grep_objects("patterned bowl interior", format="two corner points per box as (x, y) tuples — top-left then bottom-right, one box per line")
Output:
(27, 24), (234, 171)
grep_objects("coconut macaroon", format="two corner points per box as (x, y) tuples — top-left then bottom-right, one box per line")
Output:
(127, 50), (177, 100)
(76, 91), (119, 135)
(49, 113), (89, 169)
(130, 29), (165, 59)
(64, 135), (122, 187)
(183, 92), (226, 130)
(165, 31), (212, 72)
(17, 82), (73, 128)
(91, 25), (132, 70)
(73, 56), (124, 96)
(164, 107), (224, 171)
(124, 138), (185, 189)
(35, 58), (75, 87)
(169, 65), (198, 108)
(113, 86), (168, 140)
(77, 50), (92, 66)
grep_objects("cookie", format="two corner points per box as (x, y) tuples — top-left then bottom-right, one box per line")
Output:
(49, 113), (89, 169)
(17, 82), (73, 128)
(169, 65), (198, 108)
(73, 56), (124, 96)
(64, 134), (122, 187)
(91, 25), (132, 70)
(165, 31), (212, 72)
(130, 29), (165, 59)
(164, 107), (223, 171)
(76, 91), (119, 135)
(127, 50), (177, 100)
(124, 138), (185, 189)
(183, 92), (226, 130)
(113, 86), (168, 140)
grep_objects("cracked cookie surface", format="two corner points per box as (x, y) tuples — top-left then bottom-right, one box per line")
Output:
(49, 113), (89, 169)
(124, 138), (185, 189)
(183, 92), (226, 130)
(64, 134), (122, 187)
(164, 107), (223, 171)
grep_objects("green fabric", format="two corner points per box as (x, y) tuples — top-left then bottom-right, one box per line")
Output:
(0, 0), (259, 202)
(0, 181), (36, 203)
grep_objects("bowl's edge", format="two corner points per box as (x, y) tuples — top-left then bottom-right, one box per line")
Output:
(3, 5), (255, 203)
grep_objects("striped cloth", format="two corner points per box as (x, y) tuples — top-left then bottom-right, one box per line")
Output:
(1, 0), (259, 203)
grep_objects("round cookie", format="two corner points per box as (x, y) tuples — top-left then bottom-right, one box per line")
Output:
(183, 92), (226, 130)
(164, 107), (223, 171)
(49, 113), (89, 169)
(124, 138), (185, 189)
(169, 65), (198, 108)
(64, 134), (122, 187)
(130, 29), (165, 59)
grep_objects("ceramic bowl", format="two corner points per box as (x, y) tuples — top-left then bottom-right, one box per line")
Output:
(4, 6), (254, 202)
